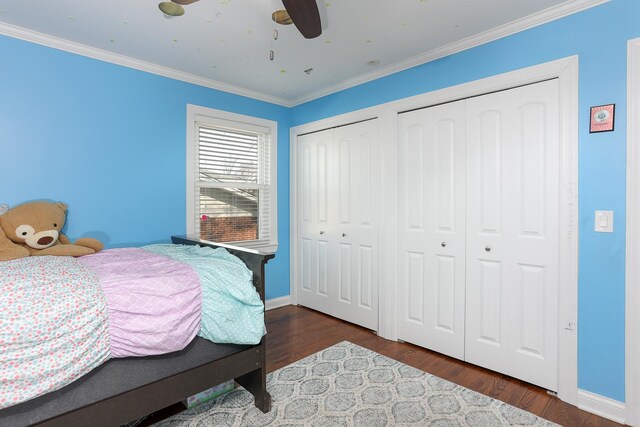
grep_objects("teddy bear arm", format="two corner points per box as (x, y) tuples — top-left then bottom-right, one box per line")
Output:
(0, 231), (30, 261)
(58, 233), (104, 253)
(30, 244), (95, 257)
(73, 237), (104, 252)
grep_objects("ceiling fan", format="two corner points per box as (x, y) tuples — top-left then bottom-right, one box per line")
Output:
(158, 0), (322, 39)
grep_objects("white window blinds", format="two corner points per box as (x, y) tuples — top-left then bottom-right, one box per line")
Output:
(194, 121), (272, 245)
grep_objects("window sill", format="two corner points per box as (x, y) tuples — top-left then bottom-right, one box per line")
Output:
(226, 240), (278, 254)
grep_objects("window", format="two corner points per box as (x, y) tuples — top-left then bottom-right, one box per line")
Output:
(186, 105), (277, 250)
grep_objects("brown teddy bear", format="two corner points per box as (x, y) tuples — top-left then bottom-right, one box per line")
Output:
(0, 201), (104, 261)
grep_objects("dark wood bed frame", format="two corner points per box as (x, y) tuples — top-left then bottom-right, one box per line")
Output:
(0, 235), (274, 427)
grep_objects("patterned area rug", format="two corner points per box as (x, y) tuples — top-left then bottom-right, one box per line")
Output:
(155, 341), (558, 426)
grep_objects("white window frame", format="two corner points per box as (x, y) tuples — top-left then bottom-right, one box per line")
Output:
(186, 104), (278, 252)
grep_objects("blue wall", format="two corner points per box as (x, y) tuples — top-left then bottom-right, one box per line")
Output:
(291, 0), (636, 402)
(0, 34), (291, 300)
(1, 0), (635, 403)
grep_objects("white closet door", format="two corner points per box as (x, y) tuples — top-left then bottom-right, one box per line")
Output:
(296, 120), (379, 331)
(465, 79), (560, 391)
(333, 120), (379, 330)
(296, 129), (336, 318)
(397, 100), (467, 359)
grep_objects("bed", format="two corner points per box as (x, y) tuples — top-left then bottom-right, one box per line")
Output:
(0, 235), (274, 427)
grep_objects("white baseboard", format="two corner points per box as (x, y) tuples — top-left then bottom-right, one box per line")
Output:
(577, 389), (626, 424)
(265, 295), (292, 311)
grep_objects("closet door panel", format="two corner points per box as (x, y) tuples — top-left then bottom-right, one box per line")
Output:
(338, 140), (352, 224)
(435, 254), (456, 333)
(406, 126), (425, 229)
(338, 242), (352, 303)
(333, 120), (379, 330)
(358, 245), (374, 309)
(317, 240), (329, 297)
(477, 259), (503, 345)
(316, 141), (330, 224)
(465, 80), (559, 391)
(407, 251), (425, 323)
(435, 119), (458, 231)
(520, 103), (546, 236)
(296, 130), (336, 317)
(300, 237), (312, 292)
(397, 100), (466, 360)
(477, 111), (503, 234)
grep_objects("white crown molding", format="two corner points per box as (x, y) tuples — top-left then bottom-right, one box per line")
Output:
(0, 21), (293, 107)
(0, 0), (608, 108)
(290, 0), (609, 106)
(577, 390), (626, 424)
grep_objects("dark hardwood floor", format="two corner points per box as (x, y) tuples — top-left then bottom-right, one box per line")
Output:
(267, 306), (625, 427)
(144, 305), (625, 426)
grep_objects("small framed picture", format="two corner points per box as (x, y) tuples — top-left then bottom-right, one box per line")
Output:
(590, 104), (615, 133)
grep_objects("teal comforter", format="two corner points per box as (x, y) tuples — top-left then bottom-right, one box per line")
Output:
(144, 244), (265, 345)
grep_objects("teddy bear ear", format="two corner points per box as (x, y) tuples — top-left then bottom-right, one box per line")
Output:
(0, 204), (9, 216)
(56, 202), (68, 212)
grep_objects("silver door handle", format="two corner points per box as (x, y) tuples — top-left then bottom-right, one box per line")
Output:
(342, 233), (347, 237)
(441, 242), (446, 247)
(319, 231), (325, 235)
(485, 246), (491, 252)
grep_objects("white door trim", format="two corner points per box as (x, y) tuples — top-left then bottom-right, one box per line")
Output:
(289, 55), (579, 405)
(626, 37), (640, 427)
(577, 389), (627, 424)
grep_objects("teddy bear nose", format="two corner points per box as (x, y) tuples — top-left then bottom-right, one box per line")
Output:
(37, 236), (54, 246)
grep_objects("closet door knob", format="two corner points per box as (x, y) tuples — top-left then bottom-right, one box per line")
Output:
(342, 233), (347, 237)
(441, 242), (447, 247)
(485, 246), (491, 252)
(320, 231), (325, 235)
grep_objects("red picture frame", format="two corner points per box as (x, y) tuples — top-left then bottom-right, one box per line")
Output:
(590, 104), (615, 133)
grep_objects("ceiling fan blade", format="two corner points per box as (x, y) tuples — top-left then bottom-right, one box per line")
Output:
(171, 0), (199, 5)
(282, 0), (322, 39)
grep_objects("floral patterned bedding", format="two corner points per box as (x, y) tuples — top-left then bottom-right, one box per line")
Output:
(0, 245), (264, 408)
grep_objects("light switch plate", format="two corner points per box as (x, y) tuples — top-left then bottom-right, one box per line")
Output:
(595, 210), (614, 232)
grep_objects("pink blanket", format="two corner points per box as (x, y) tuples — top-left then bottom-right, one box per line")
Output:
(79, 248), (202, 358)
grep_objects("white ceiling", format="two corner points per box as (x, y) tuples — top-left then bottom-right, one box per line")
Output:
(0, 0), (603, 105)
